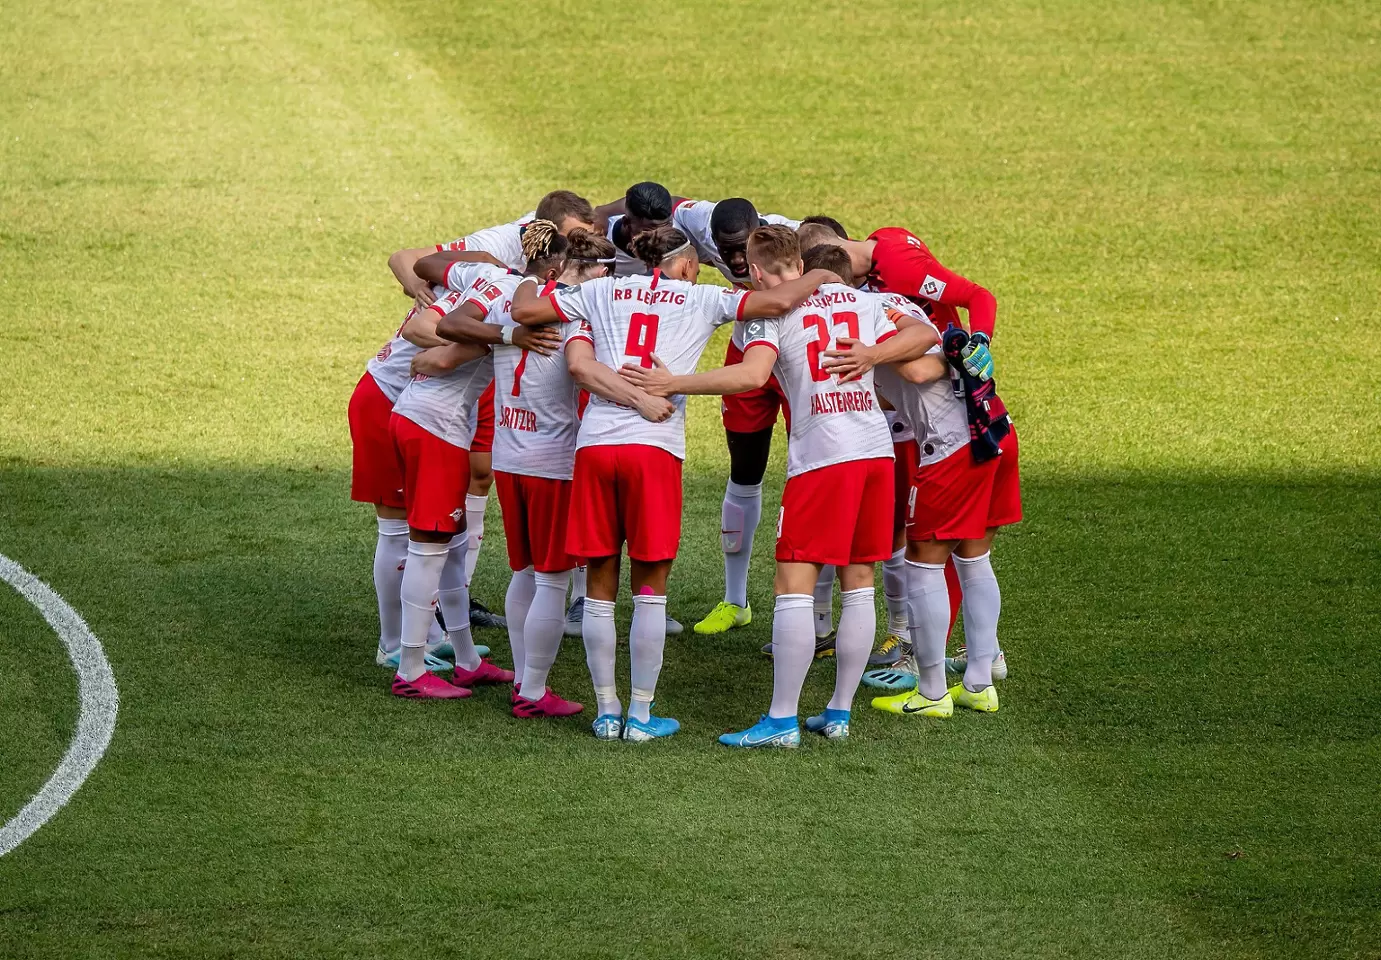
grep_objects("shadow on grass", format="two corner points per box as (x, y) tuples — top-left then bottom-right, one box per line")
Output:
(0, 462), (1377, 959)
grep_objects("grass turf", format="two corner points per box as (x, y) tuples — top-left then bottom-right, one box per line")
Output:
(1, 0), (1379, 957)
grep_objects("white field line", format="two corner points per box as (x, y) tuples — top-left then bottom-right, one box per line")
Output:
(0, 553), (119, 857)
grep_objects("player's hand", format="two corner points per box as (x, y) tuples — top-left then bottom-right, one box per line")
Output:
(961, 333), (994, 381)
(634, 392), (675, 423)
(410, 346), (454, 377)
(619, 355), (674, 397)
(513, 324), (562, 356)
(402, 274), (436, 309)
(822, 338), (876, 383)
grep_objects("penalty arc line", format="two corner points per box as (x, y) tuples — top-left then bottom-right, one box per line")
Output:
(0, 553), (119, 857)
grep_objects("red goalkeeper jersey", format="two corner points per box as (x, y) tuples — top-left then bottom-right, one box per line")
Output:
(865, 227), (996, 338)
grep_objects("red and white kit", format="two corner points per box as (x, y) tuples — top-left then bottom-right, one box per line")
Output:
(435, 213), (536, 271)
(739, 283), (899, 566)
(349, 264), (509, 508)
(467, 274), (582, 573)
(388, 290), (496, 533)
(865, 226), (996, 337)
(671, 199), (802, 285)
(872, 324), (1022, 542)
(551, 272), (751, 561)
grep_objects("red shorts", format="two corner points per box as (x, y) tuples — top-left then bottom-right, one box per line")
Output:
(389, 413), (471, 533)
(892, 439), (919, 533)
(906, 428), (1023, 542)
(471, 380), (496, 454)
(776, 457), (894, 566)
(720, 341), (790, 434)
(566, 444), (683, 562)
(495, 471), (576, 573)
(348, 372), (405, 508)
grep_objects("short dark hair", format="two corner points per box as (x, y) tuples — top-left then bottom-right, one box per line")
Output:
(747, 225), (800, 272)
(800, 214), (847, 239)
(535, 190), (594, 227)
(625, 182), (673, 221)
(709, 198), (760, 239)
(802, 243), (854, 286)
(627, 224), (693, 269)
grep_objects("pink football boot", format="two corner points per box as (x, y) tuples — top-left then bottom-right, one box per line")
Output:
(392, 672), (472, 699)
(512, 688), (585, 718)
(450, 658), (515, 688)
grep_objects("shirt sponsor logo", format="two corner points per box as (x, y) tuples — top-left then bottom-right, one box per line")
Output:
(920, 275), (946, 299)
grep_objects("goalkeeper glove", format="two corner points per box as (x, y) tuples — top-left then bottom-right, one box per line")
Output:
(960, 332), (994, 381)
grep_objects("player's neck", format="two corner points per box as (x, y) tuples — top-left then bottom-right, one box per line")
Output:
(849, 239), (877, 277)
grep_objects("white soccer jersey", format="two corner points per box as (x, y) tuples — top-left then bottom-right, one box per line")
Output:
(436, 211), (537, 271)
(672, 199), (803, 284)
(873, 335), (971, 469)
(553, 274), (750, 459)
(366, 284), (449, 403)
(740, 283), (896, 478)
(443, 259), (511, 295)
(391, 290), (495, 449)
(604, 215), (650, 277)
(463, 275), (581, 480)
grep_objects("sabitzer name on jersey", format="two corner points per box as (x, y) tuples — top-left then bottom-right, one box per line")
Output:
(499, 406), (539, 433)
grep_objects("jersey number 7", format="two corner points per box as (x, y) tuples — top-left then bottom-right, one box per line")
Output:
(625, 312), (660, 369)
(511, 349), (529, 396)
(804, 311), (859, 382)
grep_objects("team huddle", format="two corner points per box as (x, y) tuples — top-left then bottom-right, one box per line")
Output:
(347, 183), (1020, 746)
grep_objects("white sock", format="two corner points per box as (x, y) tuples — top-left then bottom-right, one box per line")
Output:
(398, 540), (448, 681)
(582, 598), (620, 717)
(373, 518), (409, 654)
(521, 570), (571, 700)
(813, 565), (836, 638)
(906, 560), (951, 700)
(426, 611), (445, 648)
(882, 548), (909, 637)
(504, 566), (536, 686)
(828, 587), (875, 711)
(953, 552), (1001, 691)
(768, 594), (814, 719)
(570, 566), (587, 602)
(463, 492), (487, 587)
(438, 534), (481, 670)
(628, 593), (668, 723)
(721, 480), (762, 608)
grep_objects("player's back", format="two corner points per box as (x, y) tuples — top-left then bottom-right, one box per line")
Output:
(742, 283), (893, 477)
(367, 284), (449, 403)
(480, 277), (582, 480)
(437, 213), (535, 271)
(554, 274), (746, 459)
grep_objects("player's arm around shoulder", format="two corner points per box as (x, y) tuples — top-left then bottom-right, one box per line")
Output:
(822, 308), (939, 383)
(566, 339), (673, 423)
(414, 250), (508, 289)
(620, 342), (775, 398)
(738, 268), (839, 319)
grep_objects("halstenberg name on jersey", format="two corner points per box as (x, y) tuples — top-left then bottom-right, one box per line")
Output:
(810, 388), (877, 416)
(612, 286), (688, 306)
(499, 405), (539, 433)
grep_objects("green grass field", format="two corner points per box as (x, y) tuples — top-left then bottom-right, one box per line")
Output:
(2, 0), (1379, 957)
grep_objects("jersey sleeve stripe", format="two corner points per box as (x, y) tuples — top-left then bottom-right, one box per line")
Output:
(462, 298), (490, 317)
(877, 329), (898, 343)
(567, 333), (594, 345)
(549, 294), (571, 323)
(744, 339), (778, 355)
(735, 293), (751, 322)
(426, 303), (449, 318)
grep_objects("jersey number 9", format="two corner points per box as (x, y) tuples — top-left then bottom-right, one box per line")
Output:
(625, 312), (660, 369)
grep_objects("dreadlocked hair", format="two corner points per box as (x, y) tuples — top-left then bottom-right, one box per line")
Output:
(521, 218), (569, 275)
(627, 224), (693, 269)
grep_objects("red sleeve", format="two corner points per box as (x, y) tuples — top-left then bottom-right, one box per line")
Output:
(873, 235), (997, 338)
(549, 293), (571, 323)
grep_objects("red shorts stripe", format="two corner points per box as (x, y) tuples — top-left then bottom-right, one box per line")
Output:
(776, 458), (895, 566)
(906, 428), (1023, 542)
(566, 444), (683, 563)
(348, 372), (405, 508)
(389, 412), (471, 533)
(471, 379), (496, 454)
(892, 439), (919, 533)
(720, 340), (790, 434)
(494, 471), (577, 573)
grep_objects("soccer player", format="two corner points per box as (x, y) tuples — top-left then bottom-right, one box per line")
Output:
(666, 198), (817, 640)
(829, 303), (1022, 717)
(621, 230), (937, 746)
(594, 181), (681, 277)
(428, 223), (618, 718)
(510, 224), (836, 741)
(347, 255), (510, 673)
(385, 243), (567, 698)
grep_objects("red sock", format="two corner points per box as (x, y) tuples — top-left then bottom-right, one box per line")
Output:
(945, 557), (963, 642)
